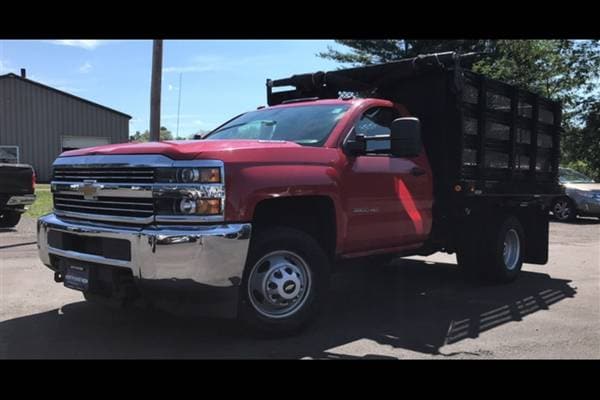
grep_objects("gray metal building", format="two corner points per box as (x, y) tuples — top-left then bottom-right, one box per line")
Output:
(0, 70), (131, 182)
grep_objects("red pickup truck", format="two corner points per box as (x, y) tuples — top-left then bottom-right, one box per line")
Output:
(37, 53), (562, 335)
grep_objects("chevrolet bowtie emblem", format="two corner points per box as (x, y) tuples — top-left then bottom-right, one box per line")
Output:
(80, 180), (100, 200)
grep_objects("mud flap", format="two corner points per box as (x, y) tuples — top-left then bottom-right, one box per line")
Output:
(520, 206), (549, 265)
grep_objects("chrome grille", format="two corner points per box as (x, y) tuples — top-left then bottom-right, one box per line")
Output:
(50, 155), (225, 225)
(53, 167), (155, 183)
(52, 166), (156, 224)
(53, 193), (155, 223)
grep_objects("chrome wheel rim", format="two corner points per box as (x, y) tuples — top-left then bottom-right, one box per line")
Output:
(553, 200), (571, 220)
(503, 228), (520, 271)
(247, 250), (311, 319)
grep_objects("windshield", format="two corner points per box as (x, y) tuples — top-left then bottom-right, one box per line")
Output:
(559, 168), (595, 183)
(205, 104), (350, 146)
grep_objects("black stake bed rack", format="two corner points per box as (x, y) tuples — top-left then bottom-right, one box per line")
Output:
(267, 52), (562, 199)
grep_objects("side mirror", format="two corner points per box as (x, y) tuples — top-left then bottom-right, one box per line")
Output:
(390, 117), (422, 158)
(344, 133), (367, 156)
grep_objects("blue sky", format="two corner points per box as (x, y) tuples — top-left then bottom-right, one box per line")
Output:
(0, 40), (346, 137)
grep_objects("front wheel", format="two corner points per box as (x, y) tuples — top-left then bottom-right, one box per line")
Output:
(239, 227), (330, 336)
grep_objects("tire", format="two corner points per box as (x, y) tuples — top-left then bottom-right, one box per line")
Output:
(552, 197), (576, 222)
(238, 227), (330, 336)
(0, 211), (21, 228)
(457, 215), (524, 283)
(483, 216), (524, 283)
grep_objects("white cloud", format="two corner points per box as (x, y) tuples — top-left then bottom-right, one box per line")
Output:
(79, 61), (92, 73)
(164, 54), (278, 74)
(48, 40), (106, 50)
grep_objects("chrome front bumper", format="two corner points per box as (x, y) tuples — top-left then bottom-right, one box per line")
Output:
(37, 213), (252, 317)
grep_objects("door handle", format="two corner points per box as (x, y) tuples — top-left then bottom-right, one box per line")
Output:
(410, 167), (426, 177)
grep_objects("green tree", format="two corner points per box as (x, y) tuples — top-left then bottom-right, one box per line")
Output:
(471, 40), (600, 122)
(318, 40), (495, 64)
(319, 40), (600, 173)
(319, 40), (600, 122)
(130, 126), (173, 142)
(562, 102), (600, 180)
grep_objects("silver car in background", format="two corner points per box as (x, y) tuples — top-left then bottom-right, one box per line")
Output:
(552, 167), (600, 221)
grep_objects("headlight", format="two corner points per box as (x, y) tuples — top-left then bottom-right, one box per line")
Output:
(154, 163), (225, 222)
(156, 167), (221, 183)
(179, 198), (197, 214)
(177, 198), (221, 216)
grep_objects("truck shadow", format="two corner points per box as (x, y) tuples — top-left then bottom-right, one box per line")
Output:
(0, 259), (576, 359)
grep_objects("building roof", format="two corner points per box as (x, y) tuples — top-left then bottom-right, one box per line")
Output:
(0, 73), (132, 119)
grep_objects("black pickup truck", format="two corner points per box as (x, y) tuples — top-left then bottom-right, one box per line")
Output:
(0, 163), (36, 228)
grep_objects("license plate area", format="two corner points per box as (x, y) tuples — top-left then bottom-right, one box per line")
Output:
(64, 264), (90, 291)
(56, 257), (136, 297)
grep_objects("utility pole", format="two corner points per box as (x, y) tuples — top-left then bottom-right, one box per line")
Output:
(149, 39), (163, 142)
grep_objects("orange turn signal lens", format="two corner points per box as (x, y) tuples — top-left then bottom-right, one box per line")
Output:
(200, 168), (221, 183)
(196, 198), (221, 215)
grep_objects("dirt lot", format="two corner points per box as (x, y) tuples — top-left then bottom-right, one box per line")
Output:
(1, 215), (598, 359)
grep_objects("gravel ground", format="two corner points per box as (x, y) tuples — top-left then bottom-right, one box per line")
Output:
(0, 216), (598, 359)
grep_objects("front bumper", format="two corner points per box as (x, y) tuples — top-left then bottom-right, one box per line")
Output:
(37, 213), (252, 317)
(571, 195), (600, 216)
(6, 194), (36, 208)
(576, 201), (600, 216)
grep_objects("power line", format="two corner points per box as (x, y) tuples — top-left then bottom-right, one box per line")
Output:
(176, 73), (182, 139)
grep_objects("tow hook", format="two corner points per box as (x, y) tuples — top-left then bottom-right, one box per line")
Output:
(54, 272), (63, 283)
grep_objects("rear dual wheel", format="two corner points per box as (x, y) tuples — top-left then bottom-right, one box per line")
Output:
(457, 215), (524, 283)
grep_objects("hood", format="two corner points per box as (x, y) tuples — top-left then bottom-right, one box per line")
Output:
(564, 182), (600, 191)
(59, 139), (304, 160)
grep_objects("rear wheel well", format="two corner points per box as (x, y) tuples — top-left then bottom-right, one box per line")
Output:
(453, 203), (549, 265)
(252, 196), (337, 262)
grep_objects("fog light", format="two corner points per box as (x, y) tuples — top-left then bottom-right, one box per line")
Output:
(179, 198), (197, 214)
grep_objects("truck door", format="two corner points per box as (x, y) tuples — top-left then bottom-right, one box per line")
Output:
(341, 106), (433, 255)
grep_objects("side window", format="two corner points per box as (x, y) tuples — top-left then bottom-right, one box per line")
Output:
(0, 146), (19, 163)
(351, 107), (400, 153)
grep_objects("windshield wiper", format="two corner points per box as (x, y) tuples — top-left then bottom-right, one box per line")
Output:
(208, 120), (278, 137)
(208, 122), (250, 136)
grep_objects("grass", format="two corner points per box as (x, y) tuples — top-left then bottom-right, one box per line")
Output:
(25, 184), (53, 219)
